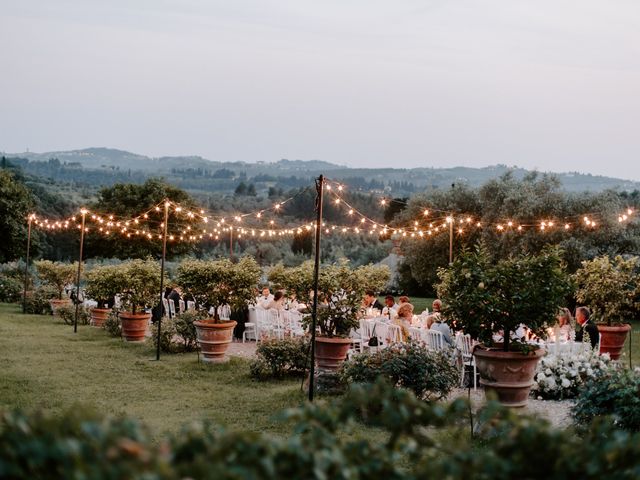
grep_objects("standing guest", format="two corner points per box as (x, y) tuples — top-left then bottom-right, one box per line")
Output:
(382, 295), (399, 319)
(575, 306), (599, 349)
(167, 286), (182, 314)
(394, 303), (413, 342)
(362, 290), (384, 312)
(256, 286), (273, 309)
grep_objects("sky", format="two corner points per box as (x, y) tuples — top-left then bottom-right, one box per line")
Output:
(1, 1), (639, 180)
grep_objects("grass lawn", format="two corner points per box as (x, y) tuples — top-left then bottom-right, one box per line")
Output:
(0, 303), (306, 440)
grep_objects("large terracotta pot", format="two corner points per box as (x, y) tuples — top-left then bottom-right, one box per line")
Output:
(474, 346), (545, 408)
(597, 323), (631, 360)
(194, 320), (237, 363)
(90, 308), (111, 328)
(119, 311), (151, 342)
(315, 337), (353, 371)
(49, 298), (71, 316)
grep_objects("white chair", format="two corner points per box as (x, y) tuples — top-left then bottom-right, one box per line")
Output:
(217, 304), (231, 321)
(179, 300), (185, 314)
(386, 324), (403, 344)
(457, 333), (477, 390)
(187, 300), (196, 311)
(269, 309), (286, 340)
(408, 326), (423, 343)
(162, 298), (170, 318)
(254, 308), (270, 343)
(169, 300), (176, 318)
(425, 330), (445, 352)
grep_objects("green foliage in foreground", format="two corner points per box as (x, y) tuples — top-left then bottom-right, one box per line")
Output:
(3, 380), (640, 479)
(573, 366), (640, 432)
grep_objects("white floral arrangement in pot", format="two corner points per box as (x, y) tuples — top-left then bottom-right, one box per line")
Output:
(532, 348), (613, 400)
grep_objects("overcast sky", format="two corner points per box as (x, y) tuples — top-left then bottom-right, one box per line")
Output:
(1, 1), (639, 179)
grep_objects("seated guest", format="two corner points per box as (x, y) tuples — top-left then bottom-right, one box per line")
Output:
(398, 295), (410, 305)
(362, 289), (384, 312)
(382, 295), (399, 318)
(430, 314), (454, 347)
(256, 286), (273, 309)
(424, 299), (442, 329)
(393, 303), (413, 342)
(167, 286), (182, 313)
(575, 306), (599, 349)
(556, 307), (573, 341)
(267, 291), (286, 310)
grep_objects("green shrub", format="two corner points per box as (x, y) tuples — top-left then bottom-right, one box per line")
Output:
(4, 381), (640, 479)
(56, 304), (91, 326)
(572, 366), (640, 432)
(23, 285), (58, 315)
(150, 311), (204, 353)
(0, 275), (22, 303)
(249, 336), (310, 380)
(341, 341), (459, 401)
(104, 311), (122, 337)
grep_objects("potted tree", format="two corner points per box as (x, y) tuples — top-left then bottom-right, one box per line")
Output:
(84, 264), (123, 327)
(279, 261), (389, 371)
(436, 245), (570, 407)
(34, 260), (79, 316)
(177, 256), (261, 363)
(573, 255), (637, 360)
(117, 259), (163, 342)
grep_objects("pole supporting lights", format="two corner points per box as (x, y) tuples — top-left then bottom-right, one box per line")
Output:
(156, 201), (170, 361)
(309, 174), (324, 402)
(74, 209), (88, 333)
(22, 214), (35, 314)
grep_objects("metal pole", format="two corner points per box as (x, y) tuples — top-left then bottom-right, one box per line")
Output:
(449, 215), (453, 264)
(74, 210), (87, 333)
(309, 174), (324, 402)
(156, 201), (170, 361)
(22, 215), (33, 314)
(229, 227), (234, 261)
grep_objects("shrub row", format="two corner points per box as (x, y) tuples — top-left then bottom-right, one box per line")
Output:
(3, 380), (640, 479)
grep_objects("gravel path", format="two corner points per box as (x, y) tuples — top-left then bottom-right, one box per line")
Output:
(448, 387), (574, 428)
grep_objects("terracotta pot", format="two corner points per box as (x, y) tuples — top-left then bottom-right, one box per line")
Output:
(90, 308), (111, 327)
(49, 298), (71, 316)
(194, 320), (237, 363)
(474, 346), (545, 408)
(119, 311), (151, 342)
(597, 323), (631, 360)
(315, 337), (353, 371)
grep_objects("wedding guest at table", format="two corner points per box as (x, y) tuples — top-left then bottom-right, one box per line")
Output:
(424, 299), (442, 329)
(256, 286), (274, 309)
(398, 295), (410, 305)
(556, 307), (573, 341)
(430, 314), (454, 347)
(382, 295), (399, 319)
(363, 289), (384, 312)
(575, 306), (599, 349)
(394, 303), (413, 342)
(267, 290), (286, 310)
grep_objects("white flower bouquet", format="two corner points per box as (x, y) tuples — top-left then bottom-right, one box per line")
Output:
(531, 348), (612, 400)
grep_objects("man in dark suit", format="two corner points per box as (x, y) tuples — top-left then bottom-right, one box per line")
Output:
(575, 306), (599, 349)
(363, 289), (384, 312)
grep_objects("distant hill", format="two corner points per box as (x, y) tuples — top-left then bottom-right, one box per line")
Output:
(5, 147), (640, 195)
